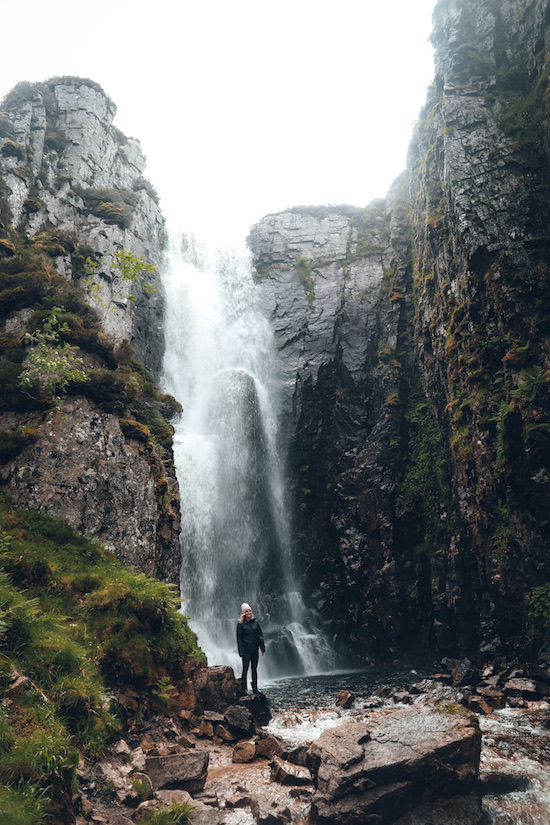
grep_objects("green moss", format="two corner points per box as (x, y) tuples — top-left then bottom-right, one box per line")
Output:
(0, 427), (40, 463)
(397, 382), (453, 556)
(295, 257), (315, 305)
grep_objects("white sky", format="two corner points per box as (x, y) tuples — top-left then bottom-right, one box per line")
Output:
(1, 0), (436, 244)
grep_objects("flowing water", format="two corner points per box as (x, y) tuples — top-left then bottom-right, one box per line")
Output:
(264, 671), (550, 823)
(161, 233), (332, 678)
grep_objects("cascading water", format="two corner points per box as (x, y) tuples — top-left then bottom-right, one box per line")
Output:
(161, 232), (331, 678)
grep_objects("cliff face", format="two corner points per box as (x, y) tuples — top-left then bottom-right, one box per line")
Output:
(0, 79), (180, 583)
(0, 78), (165, 372)
(248, 0), (550, 664)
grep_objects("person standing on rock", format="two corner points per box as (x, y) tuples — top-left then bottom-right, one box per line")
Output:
(237, 602), (265, 694)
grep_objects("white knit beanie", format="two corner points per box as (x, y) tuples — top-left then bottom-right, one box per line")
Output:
(241, 602), (251, 613)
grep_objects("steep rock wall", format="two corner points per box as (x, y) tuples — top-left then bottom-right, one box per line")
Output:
(0, 78), (165, 373)
(0, 79), (180, 583)
(409, 0), (550, 657)
(248, 199), (451, 663)
(248, 0), (550, 665)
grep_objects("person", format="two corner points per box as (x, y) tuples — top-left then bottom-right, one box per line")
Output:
(236, 602), (265, 694)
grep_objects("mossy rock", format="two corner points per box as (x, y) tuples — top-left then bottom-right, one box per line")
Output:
(1, 139), (23, 159)
(0, 238), (16, 257)
(120, 418), (152, 442)
(23, 197), (42, 214)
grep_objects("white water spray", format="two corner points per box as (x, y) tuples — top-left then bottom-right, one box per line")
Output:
(161, 232), (330, 677)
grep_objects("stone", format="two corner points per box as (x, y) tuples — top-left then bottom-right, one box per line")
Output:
(504, 677), (549, 701)
(307, 704), (481, 825)
(214, 724), (235, 743)
(238, 692), (272, 726)
(224, 704), (255, 738)
(270, 756), (312, 786)
(255, 735), (283, 759)
(198, 720), (215, 738)
(335, 690), (356, 708)
(191, 665), (239, 714)
(144, 750), (209, 793)
(232, 740), (256, 763)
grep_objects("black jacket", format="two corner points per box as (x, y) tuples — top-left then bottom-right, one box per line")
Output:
(237, 617), (265, 656)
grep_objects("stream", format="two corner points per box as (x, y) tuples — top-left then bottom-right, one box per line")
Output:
(261, 670), (550, 823)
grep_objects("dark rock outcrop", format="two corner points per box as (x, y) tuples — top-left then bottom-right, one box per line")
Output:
(247, 0), (550, 666)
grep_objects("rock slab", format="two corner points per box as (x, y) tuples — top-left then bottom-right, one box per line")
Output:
(307, 704), (482, 825)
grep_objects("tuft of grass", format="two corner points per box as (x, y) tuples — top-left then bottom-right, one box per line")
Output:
(138, 800), (195, 825)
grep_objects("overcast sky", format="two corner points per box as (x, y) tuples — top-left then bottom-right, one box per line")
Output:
(1, 0), (436, 244)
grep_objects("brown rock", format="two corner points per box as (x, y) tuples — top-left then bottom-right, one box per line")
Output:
(335, 690), (356, 708)
(198, 720), (214, 738)
(144, 750), (209, 793)
(270, 755), (312, 786)
(232, 740), (256, 763)
(214, 724), (234, 742)
(256, 734), (283, 759)
(504, 677), (549, 701)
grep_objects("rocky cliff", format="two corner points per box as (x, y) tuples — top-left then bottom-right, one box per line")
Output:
(248, 0), (550, 665)
(0, 78), (180, 582)
(0, 77), (165, 372)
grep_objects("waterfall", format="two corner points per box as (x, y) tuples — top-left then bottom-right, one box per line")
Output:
(161, 232), (331, 678)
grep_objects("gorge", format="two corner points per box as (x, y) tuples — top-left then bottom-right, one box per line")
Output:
(0, 0), (549, 822)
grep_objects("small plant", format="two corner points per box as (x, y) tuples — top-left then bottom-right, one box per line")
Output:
(18, 306), (88, 403)
(131, 773), (153, 801)
(84, 249), (156, 308)
(151, 676), (176, 714)
(138, 800), (194, 825)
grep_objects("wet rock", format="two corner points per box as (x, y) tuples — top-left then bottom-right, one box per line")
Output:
(144, 750), (209, 793)
(214, 724), (234, 743)
(232, 740), (256, 763)
(198, 720), (215, 738)
(281, 744), (309, 767)
(238, 692), (272, 726)
(204, 710), (226, 724)
(307, 704), (481, 825)
(256, 735), (284, 759)
(481, 772), (531, 795)
(504, 677), (549, 701)
(250, 792), (293, 825)
(335, 690), (355, 708)
(138, 789), (220, 823)
(224, 704), (255, 738)
(270, 756), (312, 786)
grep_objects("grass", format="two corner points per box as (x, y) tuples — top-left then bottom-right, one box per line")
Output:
(0, 494), (205, 822)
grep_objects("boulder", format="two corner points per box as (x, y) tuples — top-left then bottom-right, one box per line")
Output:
(138, 790), (220, 824)
(144, 750), (209, 793)
(307, 704), (482, 825)
(270, 756), (312, 786)
(224, 704), (255, 738)
(232, 740), (256, 763)
(503, 677), (549, 701)
(256, 734), (284, 759)
(192, 665), (238, 713)
(335, 690), (356, 708)
(238, 692), (271, 726)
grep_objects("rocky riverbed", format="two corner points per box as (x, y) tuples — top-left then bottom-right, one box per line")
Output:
(70, 656), (550, 825)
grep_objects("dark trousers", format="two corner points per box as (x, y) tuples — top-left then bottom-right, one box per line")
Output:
(240, 649), (259, 693)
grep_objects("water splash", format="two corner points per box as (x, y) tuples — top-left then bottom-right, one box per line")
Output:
(161, 232), (331, 677)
